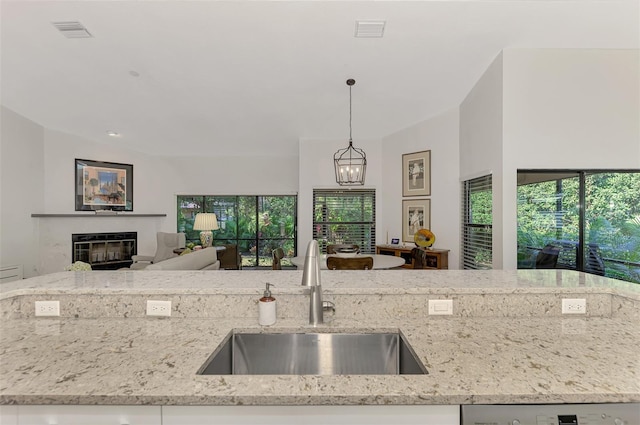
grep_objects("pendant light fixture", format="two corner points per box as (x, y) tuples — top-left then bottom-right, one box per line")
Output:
(334, 78), (367, 186)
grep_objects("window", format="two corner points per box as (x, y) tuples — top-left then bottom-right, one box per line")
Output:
(312, 189), (376, 254)
(461, 175), (493, 269)
(177, 195), (297, 268)
(517, 170), (640, 283)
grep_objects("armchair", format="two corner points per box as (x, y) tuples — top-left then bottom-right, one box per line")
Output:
(218, 244), (242, 270)
(130, 232), (186, 270)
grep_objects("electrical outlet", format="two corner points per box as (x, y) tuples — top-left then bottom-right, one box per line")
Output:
(562, 298), (586, 314)
(428, 299), (453, 315)
(35, 300), (60, 317)
(146, 300), (172, 317)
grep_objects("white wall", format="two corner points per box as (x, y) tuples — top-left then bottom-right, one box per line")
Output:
(501, 49), (640, 268)
(459, 52), (504, 269)
(4, 121), (298, 274)
(0, 107), (44, 277)
(502, 49), (640, 168)
(4, 48), (638, 275)
(381, 108), (461, 268)
(298, 137), (382, 252)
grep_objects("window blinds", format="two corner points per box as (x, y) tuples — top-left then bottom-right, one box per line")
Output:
(461, 175), (493, 269)
(312, 189), (376, 254)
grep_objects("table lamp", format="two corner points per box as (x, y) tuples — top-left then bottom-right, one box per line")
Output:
(193, 213), (219, 248)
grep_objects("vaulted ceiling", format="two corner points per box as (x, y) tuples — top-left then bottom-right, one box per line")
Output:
(1, 1), (637, 157)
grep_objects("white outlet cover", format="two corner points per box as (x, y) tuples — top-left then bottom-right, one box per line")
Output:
(562, 298), (586, 314)
(35, 300), (60, 317)
(428, 299), (453, 315)
(146, 300), (172, 317)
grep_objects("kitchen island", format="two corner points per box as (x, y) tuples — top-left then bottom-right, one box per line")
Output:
(1, 269), (638, 420)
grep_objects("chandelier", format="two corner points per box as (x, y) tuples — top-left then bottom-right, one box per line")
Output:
(334, 79), (366, 186)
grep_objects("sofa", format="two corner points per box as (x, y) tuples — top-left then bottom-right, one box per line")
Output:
(144, 247), (220, 271)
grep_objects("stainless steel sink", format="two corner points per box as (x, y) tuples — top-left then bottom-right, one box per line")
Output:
(197, 331), (428, 375)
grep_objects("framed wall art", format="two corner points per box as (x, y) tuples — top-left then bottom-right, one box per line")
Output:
(402, 199), (431, 242)
(75, 159), (133, 211)
(402, 150), (431, 197)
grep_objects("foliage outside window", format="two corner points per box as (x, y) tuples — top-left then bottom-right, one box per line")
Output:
(517, 170), (640, 283)
(461, 175), (493, 269)
(177, 195), (297, 268)
(312, 189), (376, 254)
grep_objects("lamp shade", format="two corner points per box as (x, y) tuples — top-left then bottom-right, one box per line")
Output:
(193, 213), (219, 231)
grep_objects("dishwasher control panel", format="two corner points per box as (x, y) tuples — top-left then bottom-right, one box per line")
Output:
(461, 403), (639, 425)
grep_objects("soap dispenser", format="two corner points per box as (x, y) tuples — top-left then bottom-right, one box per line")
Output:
(258, 283), (276, 326)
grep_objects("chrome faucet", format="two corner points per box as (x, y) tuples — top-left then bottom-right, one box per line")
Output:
(301, 240), (333, 326)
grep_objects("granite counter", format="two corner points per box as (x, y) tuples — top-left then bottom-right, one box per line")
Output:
(1, 270), (638, 406)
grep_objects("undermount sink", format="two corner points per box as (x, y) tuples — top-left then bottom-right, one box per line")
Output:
(197, 331), (428, 375)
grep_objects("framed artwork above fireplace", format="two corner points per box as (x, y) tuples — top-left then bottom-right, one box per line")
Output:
(75, 159), (133, 211)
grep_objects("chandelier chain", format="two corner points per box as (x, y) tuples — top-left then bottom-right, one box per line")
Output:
(349, 84), (353, 144)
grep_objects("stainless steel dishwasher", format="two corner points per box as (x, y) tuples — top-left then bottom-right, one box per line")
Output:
(461, 403), (639, 425)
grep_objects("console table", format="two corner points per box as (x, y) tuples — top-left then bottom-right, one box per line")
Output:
(376, 245), (449, 269)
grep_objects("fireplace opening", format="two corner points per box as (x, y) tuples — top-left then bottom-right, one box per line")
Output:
(72, 232), (137, 270)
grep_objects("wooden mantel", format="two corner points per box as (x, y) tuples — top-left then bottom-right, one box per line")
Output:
(31, 213), (167, 218)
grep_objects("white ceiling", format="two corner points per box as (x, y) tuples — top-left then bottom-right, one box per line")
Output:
(1, 0), (638, 157)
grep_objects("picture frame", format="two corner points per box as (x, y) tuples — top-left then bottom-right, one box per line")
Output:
(391, 238), (400, 245)
(75, 159), (133, 211)
(402, 150), (431, 197)
(402, 199), (431, 242)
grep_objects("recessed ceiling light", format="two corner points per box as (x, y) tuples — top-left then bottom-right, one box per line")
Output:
(52, 21), (93, 38)
(354, 21), (385, 38)
(107, 131), (121, 137)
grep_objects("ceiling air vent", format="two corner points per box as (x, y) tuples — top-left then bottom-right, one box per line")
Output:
(354, 21), (385, 38)
(52, 21), (93, 38)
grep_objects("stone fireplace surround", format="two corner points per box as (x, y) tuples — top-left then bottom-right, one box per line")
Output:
(32, 214), (167, 275)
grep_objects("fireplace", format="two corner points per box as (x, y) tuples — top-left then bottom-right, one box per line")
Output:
(72, 232), (137, 270)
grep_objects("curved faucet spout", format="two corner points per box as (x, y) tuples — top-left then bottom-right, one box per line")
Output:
(301, 240), (321, 288)
(301, 240), (323, 325)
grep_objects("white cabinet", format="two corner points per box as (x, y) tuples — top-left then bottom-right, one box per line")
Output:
(17, 406), (161, 425)
(11, 405), (459, 425)
(0, 405), (18, 425)
(163, 405), (459, 425)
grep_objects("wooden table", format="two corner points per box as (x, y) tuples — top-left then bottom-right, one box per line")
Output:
(290, 254), (405, 270)
(376, 244), (449, 269)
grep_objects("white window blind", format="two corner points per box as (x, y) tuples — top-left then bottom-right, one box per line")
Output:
(461, 175), (493, 269)
(313, 189), (376, 254)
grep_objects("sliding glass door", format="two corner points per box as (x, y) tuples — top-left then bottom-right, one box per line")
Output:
(517, 170), (640, 283)
(177, 195), (297, 268)
(584, 173), (640, 281)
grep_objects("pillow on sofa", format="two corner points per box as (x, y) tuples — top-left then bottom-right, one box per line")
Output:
(146, 246), (218, 271)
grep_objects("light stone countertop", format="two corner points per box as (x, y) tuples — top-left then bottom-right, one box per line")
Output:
(2, 269), (640, 298)
(0, 270), (638, 406)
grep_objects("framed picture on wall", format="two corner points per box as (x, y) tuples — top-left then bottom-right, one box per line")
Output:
(402, 199), (431, 242)
(402, 150), (431, 197)
(75, 159), (133, 211)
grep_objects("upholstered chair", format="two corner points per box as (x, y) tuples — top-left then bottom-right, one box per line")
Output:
(326, 244), (360, 254)
(326, 256), (373, 270)
(218, 244), (242, 270)
(272, 248), (285, 270)
(130, 232), (186, 270)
